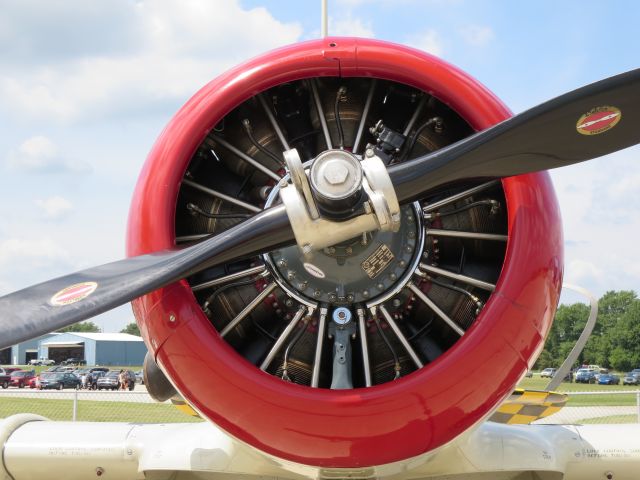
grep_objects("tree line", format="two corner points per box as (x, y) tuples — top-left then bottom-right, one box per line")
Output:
(56, 321), (140, 336)
(535, 290), (640, 372)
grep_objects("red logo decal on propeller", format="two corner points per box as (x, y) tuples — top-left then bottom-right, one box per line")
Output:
(576, 106), (621, 135)
(50, 281), (98, 306)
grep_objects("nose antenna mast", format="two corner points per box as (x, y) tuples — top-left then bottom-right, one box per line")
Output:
(321, 0), (328, 37)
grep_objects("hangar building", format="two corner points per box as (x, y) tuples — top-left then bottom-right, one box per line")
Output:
(0, 334), (57, 365)
(37, 332), (147, 366)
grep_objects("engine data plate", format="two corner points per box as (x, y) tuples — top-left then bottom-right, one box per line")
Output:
(361, 244), (395, 279)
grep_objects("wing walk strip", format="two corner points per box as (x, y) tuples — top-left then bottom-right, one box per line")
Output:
(490, 389), (568, 425)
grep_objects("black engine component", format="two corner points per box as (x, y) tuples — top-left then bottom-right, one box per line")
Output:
(175, 77), (507, 390)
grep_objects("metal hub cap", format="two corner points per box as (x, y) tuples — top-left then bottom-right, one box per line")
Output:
(309, 149), (363, 203)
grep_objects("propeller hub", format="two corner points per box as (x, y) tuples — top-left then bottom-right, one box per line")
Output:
(309, 150), (364, 215)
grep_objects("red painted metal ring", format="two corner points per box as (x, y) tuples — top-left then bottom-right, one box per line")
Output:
(127, 37), (563, 468)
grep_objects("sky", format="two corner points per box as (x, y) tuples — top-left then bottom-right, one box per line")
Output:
(0, 0), (638, 331)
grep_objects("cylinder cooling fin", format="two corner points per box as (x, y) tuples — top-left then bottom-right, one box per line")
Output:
(127, 38), (563, 468)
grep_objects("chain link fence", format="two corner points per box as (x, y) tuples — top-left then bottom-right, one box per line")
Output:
(2, 383), (639, 425)
(535, 390), (640, 425)
(0, 386), (203, 423)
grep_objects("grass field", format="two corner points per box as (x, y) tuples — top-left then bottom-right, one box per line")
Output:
(579, 414), (637, 424)
(517, 375), (640, 406)
(0, 397), (203, 423)
(517, 376), (639, 392)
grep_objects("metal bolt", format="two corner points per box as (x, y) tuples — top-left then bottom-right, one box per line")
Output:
(277, 259), (287, 268)
(279, 179), (288, 188)
(405, 246), (413, 253)
(362, 290), (370, 298)
(285, 298), (294, 307)
(326, 246), (336, 254)
(313, 290), (322, 298)
(377, 283), (385, 290)
(347, 294), (354, 302)
(399, 260), (406, 267)
(408, 230), (415, 239)
(328, 293), (337, 302)
(168, 314), (176, 323)
(298, 281), (308, 290)
(392, 298), (402, 307)
(365, 148), (375, 158)
(96, 467), (105, 477)
(389, 273), (397, 281)
(323, 161), (349, 185)
(287, 271), (296, 280)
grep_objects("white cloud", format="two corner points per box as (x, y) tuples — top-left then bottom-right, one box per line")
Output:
(406, 29), (444, 57)
(6, 136), (90, 173)
(459, 25), (494, 47)
(564, 259), (603, 286)
(329, 15), (374, 37)
(0, 237), (69, 268)
(0, 0), (302, 123)
(550, 146), (640, 301)
(35, 196), (73, 220)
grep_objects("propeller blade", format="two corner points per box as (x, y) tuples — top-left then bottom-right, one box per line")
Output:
(3, 69), (638, 348)
(389, 68), (640, 203)
(0, 205), (292, 349)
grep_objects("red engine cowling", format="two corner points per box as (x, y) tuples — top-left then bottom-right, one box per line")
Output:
(126, 37), (563, 468)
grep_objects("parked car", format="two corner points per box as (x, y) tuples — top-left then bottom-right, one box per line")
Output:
(75, 368), (93, 389)
(87, 370), (108, 389)
(540, 368), (557, 378)
(1, 367), (22, 375)
(9, 370), (36, 388)
(135, 370), (145, 384)
(35, 372), (55, 389)
(597, 373), (620, 385)
(28, 358), (55, 366)
(593, 368), (609, 381)
(60, 358), (86, 366)
(0, 372), (10, 389)
(524, 371), (533, 378)
(97, 370), (135, 391)
(44, 366), (65, 372)
(575, 368), (597, 384)
(623, 372), (640, 385)
(38, 372), (81, 390)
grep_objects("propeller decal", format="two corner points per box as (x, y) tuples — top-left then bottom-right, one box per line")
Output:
(49, 282), (99, 306)
(576, 106), (622, 135)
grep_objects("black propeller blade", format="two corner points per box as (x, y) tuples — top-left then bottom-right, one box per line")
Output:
(0, 206), (293, 348)
(389, 68), (640, 203)
(1, 68), (639, 348)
